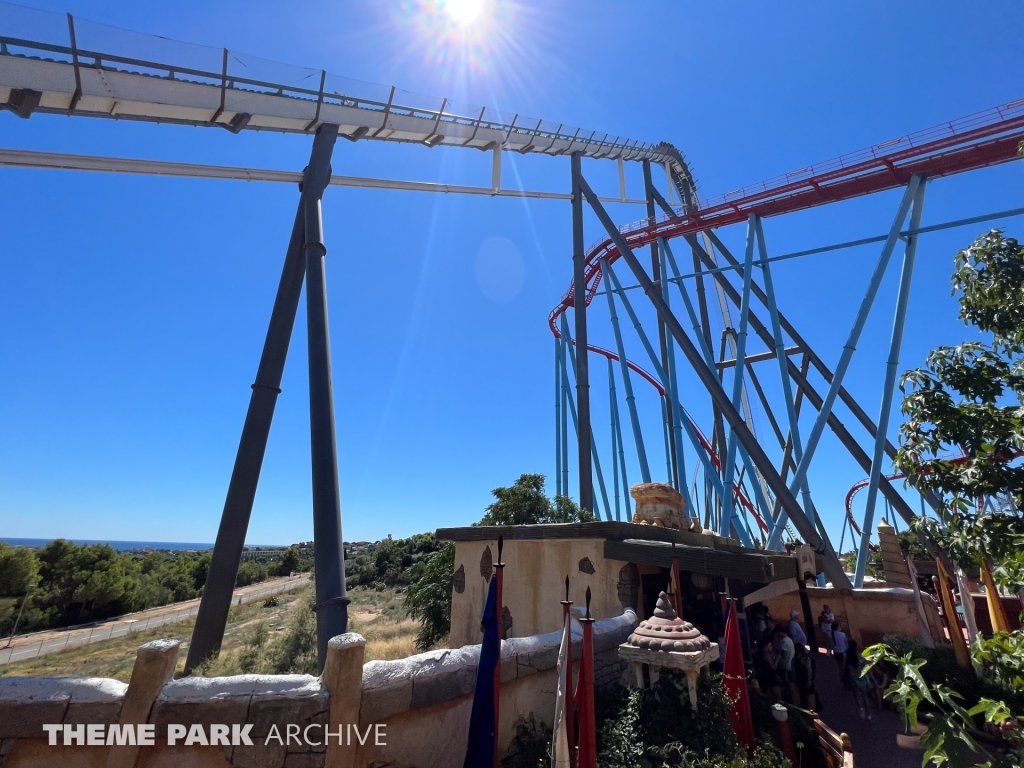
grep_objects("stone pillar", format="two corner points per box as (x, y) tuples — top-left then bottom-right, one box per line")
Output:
(323, 632), (366, 768)
(106, 639), (180, 768)
(629, 483), (685, 529)
(878, 520), (912, 589)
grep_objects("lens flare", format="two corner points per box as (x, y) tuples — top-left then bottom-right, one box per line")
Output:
(443, 0), (485, 25)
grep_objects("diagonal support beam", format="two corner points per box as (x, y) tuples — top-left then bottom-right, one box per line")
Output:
(645, 185), (927, 536)
(782, 176), (924, 525)
(702, 226), (945, 515)
(855, 180), (927, 586)
(578, 174), (850, 586)
(186, 125), (340, 674)
(719, 218), (757, 538)
(600, 258), (651, 483)
(561, 315), (614, 521)
(304, 125), (349, 669)
(660, 239), (774, 541)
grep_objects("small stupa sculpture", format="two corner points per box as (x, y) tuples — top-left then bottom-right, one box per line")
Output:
(617, 591), (719, 711)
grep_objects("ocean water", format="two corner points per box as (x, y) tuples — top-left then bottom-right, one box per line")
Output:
(0, 538), (284, 552)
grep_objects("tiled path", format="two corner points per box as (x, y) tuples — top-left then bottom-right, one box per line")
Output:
(814, 648), (923, 768)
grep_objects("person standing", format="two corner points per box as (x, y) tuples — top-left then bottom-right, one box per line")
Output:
(818, 605), (836, 652)
(759, 637), (783, 700)
(831, 621), (848, 672)
(846, 639), (873, 720)
(794, 643), (818, 711)
(787, 610), (808, 646)
(774, 626), (797, 703)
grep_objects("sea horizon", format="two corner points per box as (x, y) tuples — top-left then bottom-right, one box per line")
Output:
(0, 537), (285, 551)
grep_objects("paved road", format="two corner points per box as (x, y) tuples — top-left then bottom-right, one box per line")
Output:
(814, 648), (923, 768)
(0, 573), (309, 666)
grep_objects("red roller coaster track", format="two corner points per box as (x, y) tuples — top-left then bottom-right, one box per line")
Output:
(548, 98), (1024, 335)
(553, 98), (1024, 538)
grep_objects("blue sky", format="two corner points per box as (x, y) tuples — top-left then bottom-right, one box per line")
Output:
(1, 0), (1022, 548)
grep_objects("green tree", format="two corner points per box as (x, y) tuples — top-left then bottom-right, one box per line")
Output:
(402, 474), (591, 651)
(404, 543), (455, 650)
(0, 543), (37, 597)
(897, 231), (1024, 584)
(865, 229), (1024, 767)
(477, 473), (594, 525)
(235, 560), (267, 588)
(275, 546), (302, 577)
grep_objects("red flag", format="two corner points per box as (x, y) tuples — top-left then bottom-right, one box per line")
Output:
(722, 599), (756, 753)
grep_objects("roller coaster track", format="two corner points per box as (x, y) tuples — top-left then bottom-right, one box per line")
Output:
(548, 98), (1024, 334)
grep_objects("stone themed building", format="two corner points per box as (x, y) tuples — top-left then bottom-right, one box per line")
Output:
(439, 519), (801, 650)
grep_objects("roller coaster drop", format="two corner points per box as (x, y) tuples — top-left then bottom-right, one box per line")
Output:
(2, 3), (1024, 669)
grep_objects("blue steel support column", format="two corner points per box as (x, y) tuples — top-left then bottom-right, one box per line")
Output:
(599, 258), (651, 483)
(555, 337), (563, 497)
(577, 173), (850, 587)
(855, 180), (927, 587)
(719, 218), (757, 538)
(784, 175), (924, 527)
(303, 125), (348, 670)
(602, 260), (723, 528)
(647, 185), (938, 533)
(661, 397), (673, 483)
(571, 153), (594, 515)
(185, 126), (338, 674)
(660, 239), (764, 545)
(610, 367), (631, 519)
(560, 315), (613, 521)
(757, 217), (818, 552)
(661, 248), (689, 497)
(608, 358), (621, 521)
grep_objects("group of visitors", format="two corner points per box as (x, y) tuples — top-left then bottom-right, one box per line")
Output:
(751, 603), (890, 720)
(751, 607), (819, 710)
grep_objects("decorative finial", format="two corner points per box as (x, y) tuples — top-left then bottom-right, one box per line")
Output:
(565, 575), (570, 603)
(585, 586), (592, 620)
(497, 534), (504, 565)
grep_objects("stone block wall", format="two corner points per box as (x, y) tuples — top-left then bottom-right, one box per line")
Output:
(762, 586), (944, 648)
(0, 610), (637, 768)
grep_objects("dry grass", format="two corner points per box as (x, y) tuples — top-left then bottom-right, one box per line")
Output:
(348, 588), (420, 662)
(0, 585), (314, 682)
(0, 584), (423, 680)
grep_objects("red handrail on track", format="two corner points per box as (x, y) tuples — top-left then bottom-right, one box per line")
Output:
(554, 98), (1024, 537)
(548, 98), (1024, 336)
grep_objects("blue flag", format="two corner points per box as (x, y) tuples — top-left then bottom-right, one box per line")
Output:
(463, 575), (499, 768)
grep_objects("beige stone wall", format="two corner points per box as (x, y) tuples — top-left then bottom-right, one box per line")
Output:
(449, 538), (634, 648)
(761, 586), (944, 647)
(0, 612), (638, 768)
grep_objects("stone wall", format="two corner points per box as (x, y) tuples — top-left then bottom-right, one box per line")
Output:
(0, 610), (637, 768)
(448, 537), (631, 648)
(762, 586), (944, 648)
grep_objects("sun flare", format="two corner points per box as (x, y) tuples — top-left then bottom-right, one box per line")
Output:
(443, 0), (486, 25)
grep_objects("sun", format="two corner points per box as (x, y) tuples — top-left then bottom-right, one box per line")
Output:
(442, 0), (486, 25)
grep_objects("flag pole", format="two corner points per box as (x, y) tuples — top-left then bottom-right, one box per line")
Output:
(493, 535), (505, 768)
(561, 575), (576, 768)
(670, 543), (684, 620)
(576, 587), (597, 768)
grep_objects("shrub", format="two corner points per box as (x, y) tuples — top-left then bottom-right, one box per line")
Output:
(404, 543), (455, 650)
(597, 672), (790, 767)
(268, 600), (319, 675)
